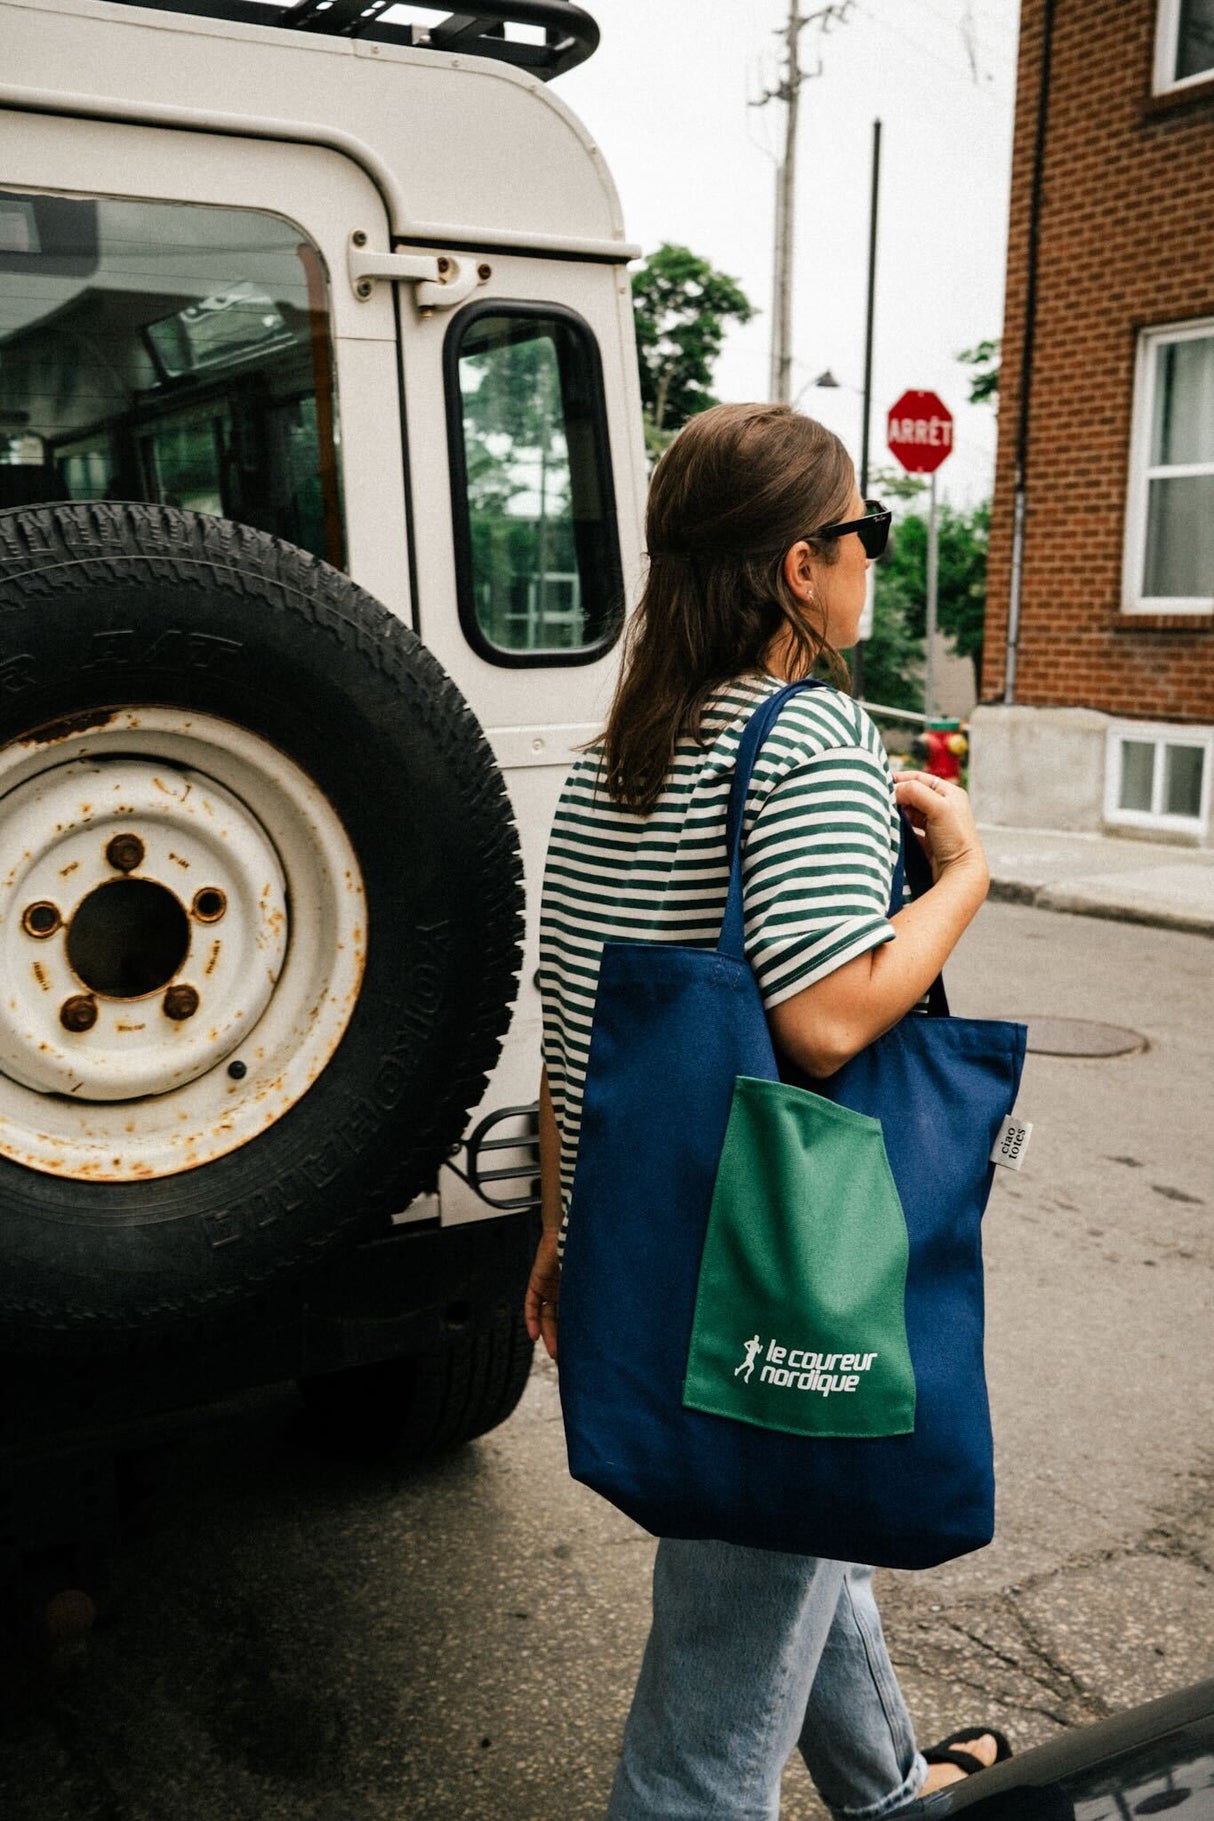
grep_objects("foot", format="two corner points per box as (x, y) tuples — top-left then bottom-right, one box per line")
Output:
(919, 1731), (1001, 1794)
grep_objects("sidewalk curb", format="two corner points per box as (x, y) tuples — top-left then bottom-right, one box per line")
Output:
(987, 877), (1214, 939)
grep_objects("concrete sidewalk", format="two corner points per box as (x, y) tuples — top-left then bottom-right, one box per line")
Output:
(980, 823), (1214, 937)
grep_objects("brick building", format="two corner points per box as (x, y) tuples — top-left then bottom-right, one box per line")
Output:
(971, 0), (1214, 845)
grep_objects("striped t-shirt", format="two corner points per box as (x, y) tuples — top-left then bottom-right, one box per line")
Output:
(538, 672), (901, 1232)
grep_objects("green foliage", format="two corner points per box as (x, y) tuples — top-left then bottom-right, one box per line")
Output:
(631, 243), (756, 437)
(876, 498), (989, 693)
(871, 463), (927, 505)
(857, 469), (989, 699)
(861, 568), (924, 713)
(643, 416), (676, 464)
(957, 337), (1000, 406)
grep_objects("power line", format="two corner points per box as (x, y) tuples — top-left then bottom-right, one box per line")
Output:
(903, 0), (1019, 62)
(854, 0), (1011, 93)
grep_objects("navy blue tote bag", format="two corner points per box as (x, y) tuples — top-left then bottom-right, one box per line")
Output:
(558, 681), (1027, 1569)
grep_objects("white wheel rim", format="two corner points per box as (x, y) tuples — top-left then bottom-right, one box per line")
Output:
(0, 709), (366, 1181)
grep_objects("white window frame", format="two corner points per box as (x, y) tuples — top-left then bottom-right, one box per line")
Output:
(1122, 317), (1214, 614)
(1104, 721), (1212, 835)
(1154, 0), (1214, 91)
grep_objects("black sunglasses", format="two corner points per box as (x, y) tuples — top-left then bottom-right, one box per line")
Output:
(805, 499), (891, 560)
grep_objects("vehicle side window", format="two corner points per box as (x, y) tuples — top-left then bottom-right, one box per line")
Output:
(447, 303), (623, 666)
(0, 190), (345, 566)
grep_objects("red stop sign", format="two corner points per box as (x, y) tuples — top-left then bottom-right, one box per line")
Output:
(887, 390), (954, 474)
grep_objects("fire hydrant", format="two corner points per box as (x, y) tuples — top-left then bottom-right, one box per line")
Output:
(924, 719), (968, 784)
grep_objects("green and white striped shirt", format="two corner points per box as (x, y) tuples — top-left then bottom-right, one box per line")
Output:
(539, 673), (901, 1231)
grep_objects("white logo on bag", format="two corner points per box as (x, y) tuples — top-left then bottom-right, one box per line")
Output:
(741, 1338), (879, 1397)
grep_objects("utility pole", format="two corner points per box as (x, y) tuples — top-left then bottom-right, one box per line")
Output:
(756, 2), (853, 405)
(768, 0), (802, 405)
(857, 118), (881, 502)
(853, 116), (882, 696)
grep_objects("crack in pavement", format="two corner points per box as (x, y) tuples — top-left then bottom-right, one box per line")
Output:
(886, 1592), (1107, 1732)
(945, 1609), (1094, 1711)
(1004, 1600), (1112, 1721)
(882, 1461), (1214, 1745)
(887, 1646), (1075, 1729)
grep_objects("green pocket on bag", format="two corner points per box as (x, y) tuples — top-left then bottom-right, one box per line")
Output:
(682, 1076), (916, 1439)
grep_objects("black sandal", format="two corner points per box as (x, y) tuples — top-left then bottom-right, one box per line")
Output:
(923, 1726), (1013, 1778)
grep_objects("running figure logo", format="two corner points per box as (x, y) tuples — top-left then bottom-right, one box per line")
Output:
(735, 1335), (762, 1383)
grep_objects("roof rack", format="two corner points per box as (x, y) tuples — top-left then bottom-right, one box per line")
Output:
(103, 0), (599, 78)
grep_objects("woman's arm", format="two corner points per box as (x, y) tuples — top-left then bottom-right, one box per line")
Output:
(769, 772), (989, 1079)
(523, 1063), (563, 1361)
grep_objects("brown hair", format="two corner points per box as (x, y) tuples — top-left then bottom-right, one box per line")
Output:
(600, 403), (855, 811)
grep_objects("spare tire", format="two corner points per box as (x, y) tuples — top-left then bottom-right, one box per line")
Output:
(0, 503), (523, 1349)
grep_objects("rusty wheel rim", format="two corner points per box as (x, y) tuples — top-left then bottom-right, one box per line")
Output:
(0, 709), (366, 1181)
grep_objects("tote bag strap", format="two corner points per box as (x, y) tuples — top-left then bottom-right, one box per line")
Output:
(720, 681), (951, 1016)
(719, 680), (823, 961)
(894, 811), (951, 1017)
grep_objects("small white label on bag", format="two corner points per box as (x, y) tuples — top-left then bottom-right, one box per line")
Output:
(991, 1115), (1033, 1170)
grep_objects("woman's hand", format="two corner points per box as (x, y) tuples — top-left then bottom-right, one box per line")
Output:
(524, 1225), (561, 1362)
(893, 771), (989, 888)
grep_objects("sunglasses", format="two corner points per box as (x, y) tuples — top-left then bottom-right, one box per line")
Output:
(805, 499), (891, 560)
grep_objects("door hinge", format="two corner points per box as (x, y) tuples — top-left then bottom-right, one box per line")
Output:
(348, 233), (487, 311)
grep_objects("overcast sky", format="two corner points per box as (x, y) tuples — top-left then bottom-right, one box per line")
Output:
(558, 0), (1021, 507)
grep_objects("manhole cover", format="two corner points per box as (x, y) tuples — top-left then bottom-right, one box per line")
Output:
(1007, 1018), (1149, 1058)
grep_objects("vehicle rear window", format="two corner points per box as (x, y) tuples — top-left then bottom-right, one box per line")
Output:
(0, 190), (344, 567)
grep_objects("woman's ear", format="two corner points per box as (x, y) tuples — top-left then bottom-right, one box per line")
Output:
(782, 540), (816, 603)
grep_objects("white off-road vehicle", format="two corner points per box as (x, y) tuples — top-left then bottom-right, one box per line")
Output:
(0, 0), (643, 1582)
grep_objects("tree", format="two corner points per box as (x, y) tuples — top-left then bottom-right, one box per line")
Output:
(631, 244), (756, 442)
(872, 465), (927, 506)
(873, 489), (990, 695)
(957, 337), (1000, 406)
(862, 566), (924, 714)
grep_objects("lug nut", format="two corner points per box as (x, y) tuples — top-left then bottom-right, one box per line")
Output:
(105, 833), (144, 873)
(192, 888), (227, 923)
(60, 994), (98, 1033)
(22, 901), (61, 938)
(163, 983), (199, 1022)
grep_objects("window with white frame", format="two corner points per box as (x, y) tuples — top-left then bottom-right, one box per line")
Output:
(1105, 722), (1212, 834)
(1154, 0), (1214, 90)
(1123, 320), (1214, 613)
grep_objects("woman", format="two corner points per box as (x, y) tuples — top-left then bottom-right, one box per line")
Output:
(527, 403), (1005, 1819)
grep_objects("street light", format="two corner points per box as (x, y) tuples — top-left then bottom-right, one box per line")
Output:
(791, 367), (845, 408)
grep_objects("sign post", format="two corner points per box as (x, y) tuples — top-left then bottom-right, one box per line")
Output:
(887, 389), (954, 720)
(926, 470), (939, 723)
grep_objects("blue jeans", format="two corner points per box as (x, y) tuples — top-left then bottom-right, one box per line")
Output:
(606, 1541), (927, 1821)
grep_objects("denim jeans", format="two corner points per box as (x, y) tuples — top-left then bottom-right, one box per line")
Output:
(606, 1540), (927, 1821)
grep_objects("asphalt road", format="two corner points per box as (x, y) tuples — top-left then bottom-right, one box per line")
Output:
(2, 901), (1212, 1821)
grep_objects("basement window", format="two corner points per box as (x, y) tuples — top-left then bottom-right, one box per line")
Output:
(1105, 722), (1212, 834)
(1123, 319), (1214, 613)
(1154, 0), (1214, 88)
